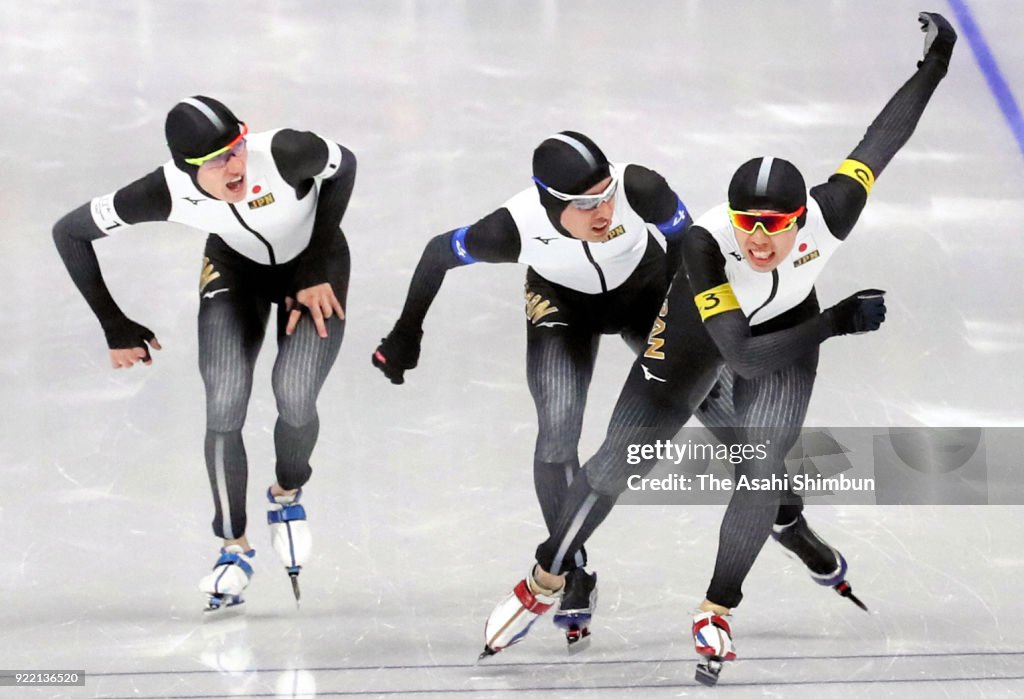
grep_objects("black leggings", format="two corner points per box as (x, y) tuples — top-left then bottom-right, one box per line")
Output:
(535, 276), (815, 609)
(696, 353), (817, 608)
(534, 276), (721, 573)
(198, 235), (348, 539)
(525, 249), (667, 567)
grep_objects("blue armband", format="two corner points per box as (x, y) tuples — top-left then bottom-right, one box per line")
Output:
(450, 226), (477, 264)
(656, 198), (690, 237)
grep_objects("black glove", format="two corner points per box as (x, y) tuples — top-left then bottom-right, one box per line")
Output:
(918, 12), (957, 70)
(698, 379), (723, 413)
(372, 326), (423, 385)
(823, 289), (887, 336)
(102, 317), (158, 358)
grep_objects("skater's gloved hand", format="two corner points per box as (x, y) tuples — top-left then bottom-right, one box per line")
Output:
(103, 317), (161, 368)
(918, 12), (957, 70)
(372, 325), (423, 384)
(698, 379), (724, 413)
(823, 289), (887, 336)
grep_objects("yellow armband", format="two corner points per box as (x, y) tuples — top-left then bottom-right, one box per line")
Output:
(694, 283), (741, 321)
(836, 159), (876, 195)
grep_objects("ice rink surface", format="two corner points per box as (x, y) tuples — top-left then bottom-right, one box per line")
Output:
(2, 0), (1023, 696)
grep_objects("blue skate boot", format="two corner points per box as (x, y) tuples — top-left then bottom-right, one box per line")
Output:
(199, 545), (255, 614)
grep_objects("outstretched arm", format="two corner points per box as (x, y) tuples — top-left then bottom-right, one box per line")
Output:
(372, 208), (521, 384)
(813, 12), (957, 240)
(52, 168), (171, 367)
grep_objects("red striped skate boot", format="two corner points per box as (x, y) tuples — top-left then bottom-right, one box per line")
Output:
(693, 610), (736, 686)
(480, 567), (562, 659)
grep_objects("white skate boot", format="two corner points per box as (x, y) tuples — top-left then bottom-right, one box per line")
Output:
(480, 567), (562, 659)
(267, 487), (311, 604)
(693, 610), (736, 686)
(199, 545), (255, 613)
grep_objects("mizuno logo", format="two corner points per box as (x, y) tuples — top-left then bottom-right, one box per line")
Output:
(672, 209), (686, 226)
(641, 365), (666, 382)
(729, 251), (744, 262)
(202, 288), (229, 299)
(536, 321), (569, 328)
(455, 240), (469, 258)
(533, 237), (559, 245)
(182, 196), (206, 206)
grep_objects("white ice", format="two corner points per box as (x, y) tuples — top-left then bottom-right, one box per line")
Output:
(1, 1), (1023, 697)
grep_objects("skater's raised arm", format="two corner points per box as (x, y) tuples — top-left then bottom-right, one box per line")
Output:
(812, 12), (957, 240)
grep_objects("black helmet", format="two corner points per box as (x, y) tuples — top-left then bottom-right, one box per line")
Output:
(728, 156), (807, 218)
(531, 131), (611, 232)
(165, 95), (243, 171)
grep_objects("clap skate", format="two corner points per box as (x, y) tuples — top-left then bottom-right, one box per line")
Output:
(773, 514), (867, 611)
(267, 487), (311, 605)
(199, 545), (255, 614)
(552, 568), (597, 653)
(480, 567), (562, 659)
(692, 610), (737, 687)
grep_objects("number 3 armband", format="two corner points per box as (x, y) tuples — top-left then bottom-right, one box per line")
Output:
(694, 283), (740, 321)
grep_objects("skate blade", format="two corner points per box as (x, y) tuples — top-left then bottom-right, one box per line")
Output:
(203, 594), (245, 618)
(695, 659), (722, 687)
(846, 591), (869, 612)
(289, 571), (301, 607)
(565, 626), (591, 655)
(834, 581), (869, 612)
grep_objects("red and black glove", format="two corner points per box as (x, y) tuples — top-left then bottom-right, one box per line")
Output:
(372, 326), (423, 385)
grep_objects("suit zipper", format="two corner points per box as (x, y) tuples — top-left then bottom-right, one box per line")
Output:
(748, 269), (779, 323)
(581, 242), (608, 293)
(229, 204), (276, 265)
